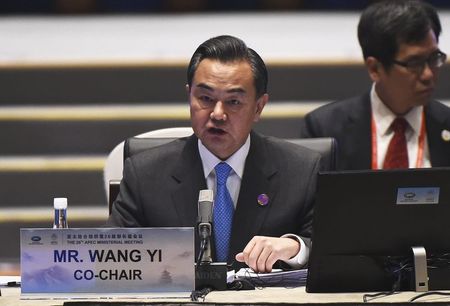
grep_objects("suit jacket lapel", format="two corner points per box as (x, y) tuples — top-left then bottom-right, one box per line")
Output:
(228, 132), (278, 259)
(425, 101), (450, 167)
(341, 93), (372, 170)
(170, 135), (207, 227)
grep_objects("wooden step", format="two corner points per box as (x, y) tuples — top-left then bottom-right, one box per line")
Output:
(0, 156), (106, 206)
(0, 102), (320, 155)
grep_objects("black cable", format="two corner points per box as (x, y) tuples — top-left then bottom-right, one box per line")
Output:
(363, 291), (399, 303)
(363, 253), (450, 303)
(234, 268), (306, 289)
(190, 286), (212, 301)
(409, 291), (450, 302)
(196, 238), (206, 264)
(192, 238), (215, 301)
(227, 278), (256, 290)
(362, 258), (405, 303)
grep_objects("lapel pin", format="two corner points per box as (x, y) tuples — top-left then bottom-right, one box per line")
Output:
(257, 194), (269, 206)
(442, 129), (450, 142)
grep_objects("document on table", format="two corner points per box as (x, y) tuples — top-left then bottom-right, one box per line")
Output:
(229, 268), (307, 287)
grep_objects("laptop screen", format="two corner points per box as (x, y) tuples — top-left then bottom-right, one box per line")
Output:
(306, 167), (450, 292)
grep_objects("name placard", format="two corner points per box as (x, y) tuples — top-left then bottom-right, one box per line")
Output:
(20, 227), (194, 298)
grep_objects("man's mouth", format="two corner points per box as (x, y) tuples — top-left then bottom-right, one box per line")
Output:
(208, 127), (226, 135)
(419, 86), (434, 94)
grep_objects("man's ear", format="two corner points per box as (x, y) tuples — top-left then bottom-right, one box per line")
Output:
(186, 84), (192, 105)
(366, 56), (382, 82)
(253, 93), (268, 122)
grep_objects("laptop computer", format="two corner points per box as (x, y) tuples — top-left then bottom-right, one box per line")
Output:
(306, 167), (450, 292)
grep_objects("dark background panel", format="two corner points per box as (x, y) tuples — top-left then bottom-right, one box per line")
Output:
(0, 66), (188, 104)
(0, 117), (304, 155)
(0, 171), (105, 206)
(1, 64), (448, 105)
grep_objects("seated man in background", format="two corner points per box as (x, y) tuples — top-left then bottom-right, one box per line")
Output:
(300, 0), (450, 170)
(108, 35), (320, 272)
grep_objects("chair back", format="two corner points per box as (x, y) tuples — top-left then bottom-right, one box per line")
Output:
(123, 137), (180, 161)
(286, 137), (337, 172)
(110, 136), (337, 213)
(123, 137), (337, 170)
(104, 127), (193, 210)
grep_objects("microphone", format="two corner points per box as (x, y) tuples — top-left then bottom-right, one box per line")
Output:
(197, 189), (213, 264)
(195, 189), (227, 291)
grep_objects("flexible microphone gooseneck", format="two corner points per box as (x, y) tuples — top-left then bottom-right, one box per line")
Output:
(197, 189), (213, 264)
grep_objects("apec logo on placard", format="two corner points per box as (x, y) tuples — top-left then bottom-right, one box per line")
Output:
(29, 236), (43, 245)
(397, 187), (440, 205)
(403, 192), (416, 199)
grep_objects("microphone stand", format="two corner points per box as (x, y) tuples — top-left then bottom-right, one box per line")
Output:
(195, 223), (227, 292)
(197, 222), (212, 264)
(194, 190), (227, 292)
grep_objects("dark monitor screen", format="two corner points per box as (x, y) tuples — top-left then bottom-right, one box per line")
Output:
(306, 167), (450, 293)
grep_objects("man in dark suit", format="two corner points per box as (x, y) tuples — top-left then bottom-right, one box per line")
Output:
(300, 0), (450, 170)
(108, 35), (320, 273)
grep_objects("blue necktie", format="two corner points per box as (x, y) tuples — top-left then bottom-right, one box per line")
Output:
(213, 162), (234, 262)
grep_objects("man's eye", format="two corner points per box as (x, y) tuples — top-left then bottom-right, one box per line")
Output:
(405, 59), (424, 69)
(199, 96), (214, 103)
(227, 99), (241, 106)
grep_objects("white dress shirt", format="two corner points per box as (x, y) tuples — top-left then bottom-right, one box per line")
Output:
(371, 84), (431, 169)
(197, 135), (308, 268)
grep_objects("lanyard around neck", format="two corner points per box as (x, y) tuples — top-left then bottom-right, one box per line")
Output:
(371, 111), (426, 169)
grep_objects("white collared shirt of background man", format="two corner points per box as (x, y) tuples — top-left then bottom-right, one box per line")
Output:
(371, 84), (431, 168)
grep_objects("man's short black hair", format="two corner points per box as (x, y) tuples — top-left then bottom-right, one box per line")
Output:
(187, 35), (268, 98)
(358, 0), (441, 68)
